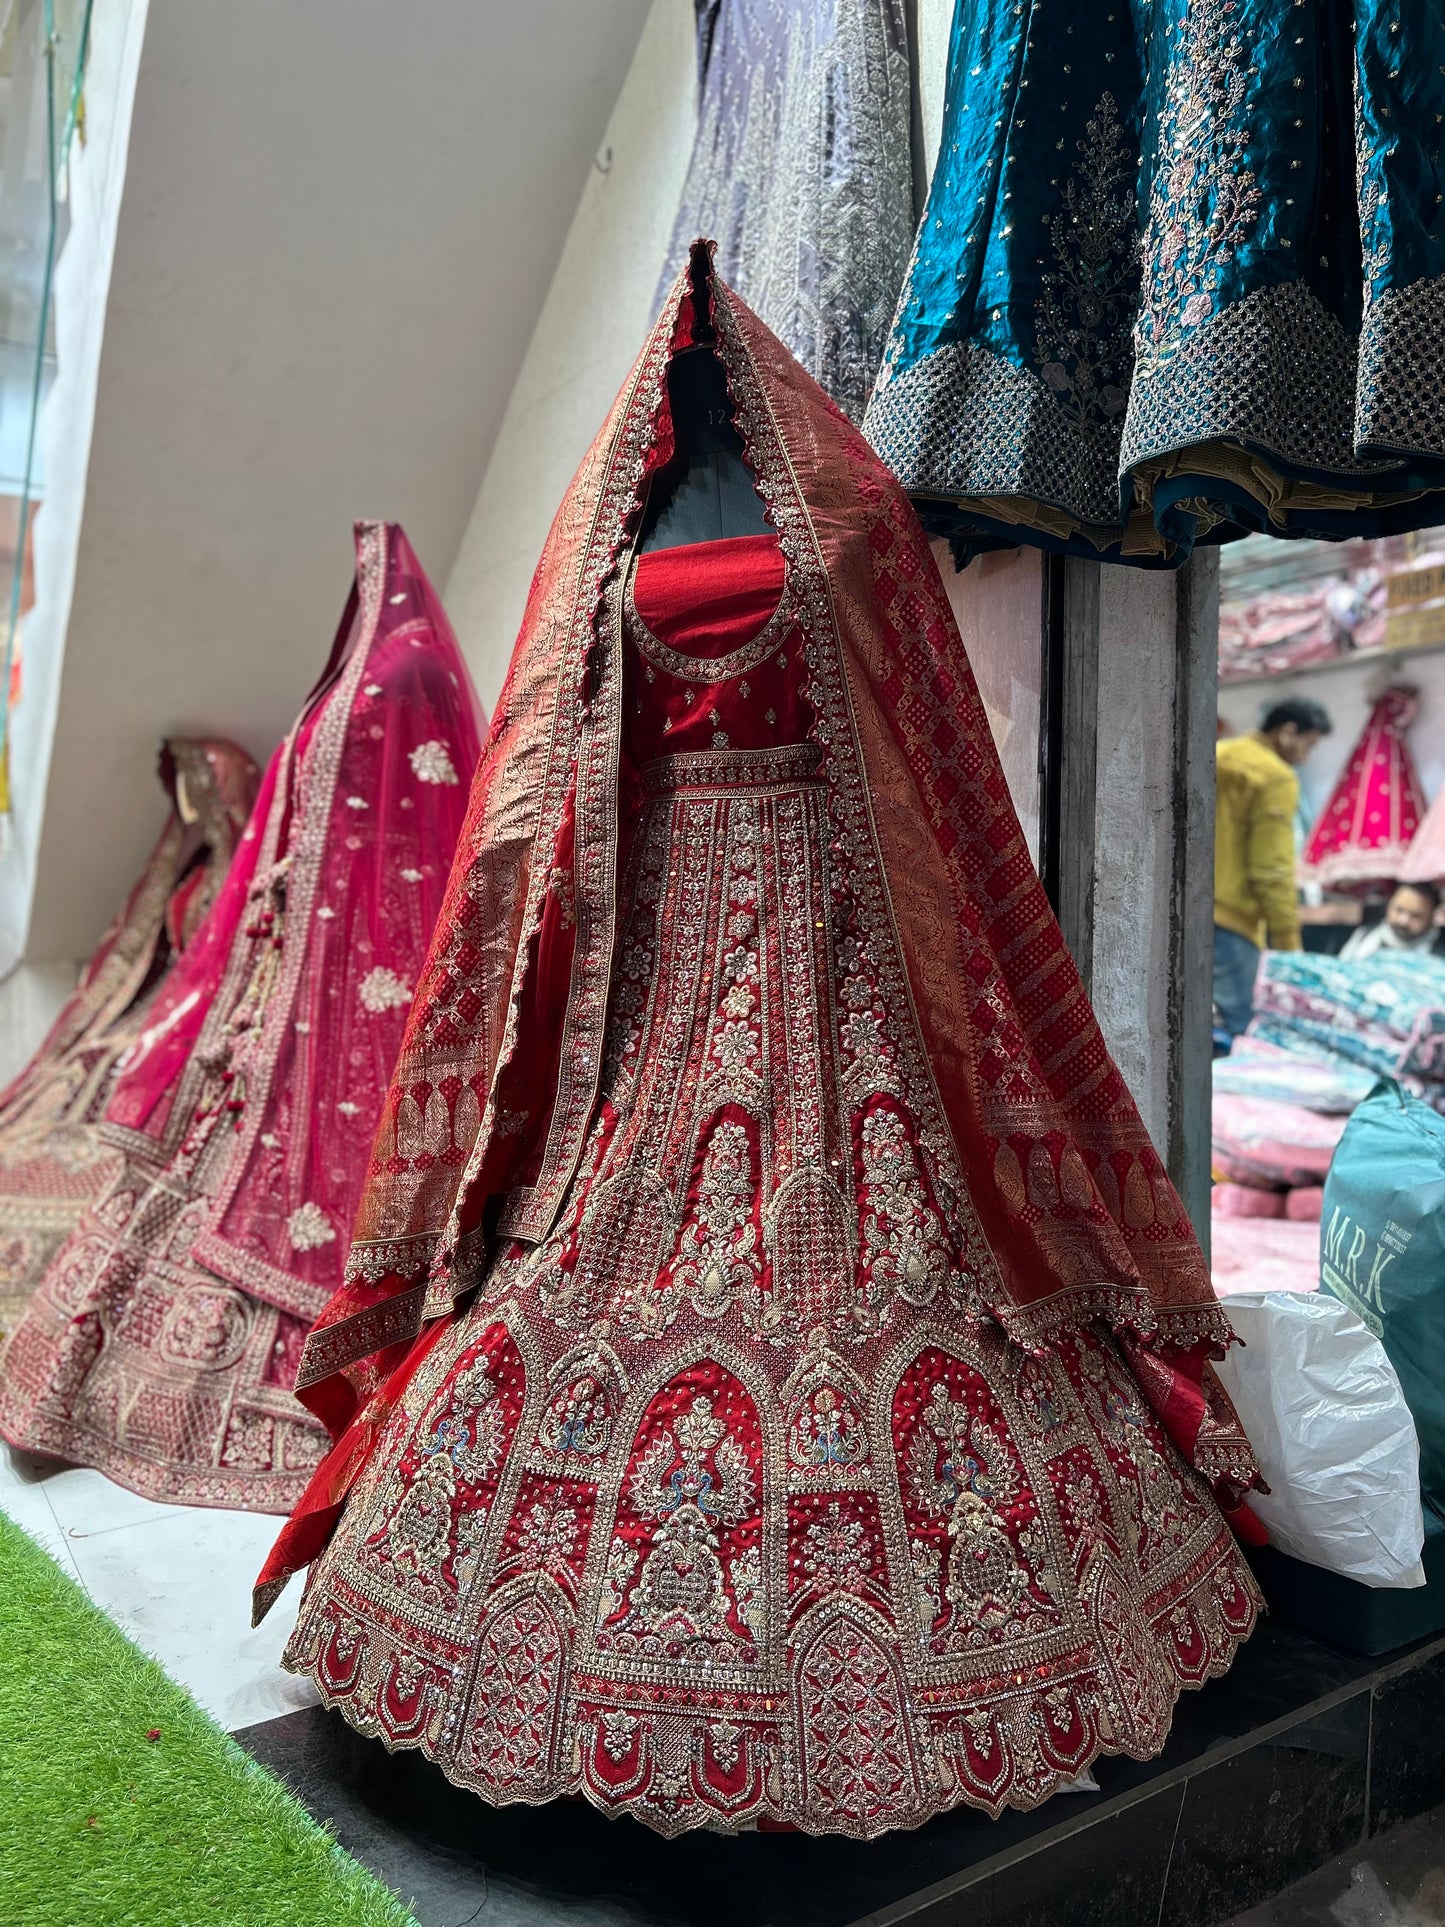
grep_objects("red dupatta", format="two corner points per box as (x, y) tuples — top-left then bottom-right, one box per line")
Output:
(105, 752), (281, 1151)
(262, 250), (1254, 1605)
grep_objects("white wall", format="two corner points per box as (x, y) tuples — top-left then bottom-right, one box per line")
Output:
(445, 0), (698, 705)
(0, 0), (151, 977)
(1090, 568), (1182, 1149)
(13, 0), (651, 968)
(937, 544), (1043, 858)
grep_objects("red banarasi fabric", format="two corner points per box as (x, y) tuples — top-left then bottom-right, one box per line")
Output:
(0, 739), (258, 1339)
(255, 251), (1260, 1838)
(0, 525), (485, 1511)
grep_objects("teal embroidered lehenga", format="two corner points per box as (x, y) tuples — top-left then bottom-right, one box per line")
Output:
(864, 0), (1445, 565)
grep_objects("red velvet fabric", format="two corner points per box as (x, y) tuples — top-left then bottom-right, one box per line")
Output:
(632, 533), (784, 652)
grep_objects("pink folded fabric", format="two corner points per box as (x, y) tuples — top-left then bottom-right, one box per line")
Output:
(1212, 1093), (1348, 1187)
(1284, 1187), (1325, 1223)
(1210, 1207), (1320, 1297)
(1213, 1183), (1287, 1219)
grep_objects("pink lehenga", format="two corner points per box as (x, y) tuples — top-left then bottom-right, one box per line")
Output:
(1400, 775), (1445, 886)
(0, 739), (258, 1339)
(0, 524), (485, 1511)
(1299, 687), (1426, 894)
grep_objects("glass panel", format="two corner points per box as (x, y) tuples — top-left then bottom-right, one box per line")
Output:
(0, 0), (93, 810)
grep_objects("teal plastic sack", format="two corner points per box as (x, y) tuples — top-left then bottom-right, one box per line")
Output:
(1320, 1080), (1445, 1520)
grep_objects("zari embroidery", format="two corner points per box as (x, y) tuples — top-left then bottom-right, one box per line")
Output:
(1134, 0), (1262, 374)
(596, 1393), (762, 1669)
(1034, 92), (1137, 429)
(408, 741), (459, 786)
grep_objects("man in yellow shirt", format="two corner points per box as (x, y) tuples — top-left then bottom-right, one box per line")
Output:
(1214, 698), (1332, 1040)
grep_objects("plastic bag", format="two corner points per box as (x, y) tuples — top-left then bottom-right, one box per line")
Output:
(1214, 1290), (1425, 1589)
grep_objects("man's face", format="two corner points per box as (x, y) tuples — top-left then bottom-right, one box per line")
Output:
(1386, 886), (1436, 942)
(1273, 724), (1324, 767)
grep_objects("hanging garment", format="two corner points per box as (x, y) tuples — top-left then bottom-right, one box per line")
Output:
(1400, 781), (1445, 888)
(1299, 687), (1425, 893)
(864, 0), (1445, 566)
(0, 525), (485, 1513)
(0, 740), (257, 1340)
(658, 0), (915, 424)
(255, 247), (1259, 1839)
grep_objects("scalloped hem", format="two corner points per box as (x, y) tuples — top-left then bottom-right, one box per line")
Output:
(280, 1551), (1261, 1843)
(283, 1590), (1258, 1843)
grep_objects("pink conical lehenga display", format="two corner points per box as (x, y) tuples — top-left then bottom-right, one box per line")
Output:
(0, 524), (487, 1512)
(1400, 776), (1445, 885)
(1298, 686), (1426, 893)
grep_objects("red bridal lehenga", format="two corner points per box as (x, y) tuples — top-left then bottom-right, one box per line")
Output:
(0, 738), (258, 1339)
(0, 524), (485, 1511)
(258, 251), (1261, 1839)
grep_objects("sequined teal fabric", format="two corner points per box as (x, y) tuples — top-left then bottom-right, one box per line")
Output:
(864, 0), (1445, 566)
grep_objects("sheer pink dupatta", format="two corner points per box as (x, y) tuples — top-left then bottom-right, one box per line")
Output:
(104, 753), (281, 1151)
(185, 523), (486, 1327)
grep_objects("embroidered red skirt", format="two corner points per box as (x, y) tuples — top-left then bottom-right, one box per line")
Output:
(281, 608), (1258, 1835)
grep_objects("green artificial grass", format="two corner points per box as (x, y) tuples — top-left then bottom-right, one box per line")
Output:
(0, 1511), (416, 1927)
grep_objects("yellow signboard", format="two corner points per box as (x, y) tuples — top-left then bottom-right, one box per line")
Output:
(1386, 563), (1445, 610)
(1385, 604), (1445, 651)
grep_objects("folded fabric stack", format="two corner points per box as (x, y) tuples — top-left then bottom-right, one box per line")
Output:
(1210, 954), (1445, 1303)
(1250, 951), (1445, 1100)
(1212, 1094), (1347, 1191)
(1212, 1047), (1377, 1113)
(1210, 1204), (1321, 1297)
(1217, 584), (1348, 681)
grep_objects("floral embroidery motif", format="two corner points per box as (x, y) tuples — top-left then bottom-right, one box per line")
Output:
(858, 1109), (952, 1309)
(908, 1381), (1036, 1635)
(1134, 0), (1261, 374)
(535, 1373), (613, 1461)
(596, 1394), (761, 1667)
(508, 1499), (580, 1580)
(1034, 92), (1137, 427)
(669, 1123), (763, 1321)
(409, 740), (459, 786)
(788, 1384), (868, 1473)
(286, 1202), (336, 1252)
(357, 966), (412, 1015)
(377, 1355), (507, 1594)
(800, 1504), (874, 1596)
(1101, 1379), (1188, 1549)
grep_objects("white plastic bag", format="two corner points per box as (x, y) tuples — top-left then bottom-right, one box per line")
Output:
(1215, 1290), (1425, 1588)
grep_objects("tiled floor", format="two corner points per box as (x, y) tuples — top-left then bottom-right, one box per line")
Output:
(0, 1443), (317, 1730)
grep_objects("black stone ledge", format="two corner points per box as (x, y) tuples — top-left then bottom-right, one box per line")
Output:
(234, 1623), (1445, 1927)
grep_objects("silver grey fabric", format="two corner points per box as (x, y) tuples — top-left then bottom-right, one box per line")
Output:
(660, 0), (915, 425)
